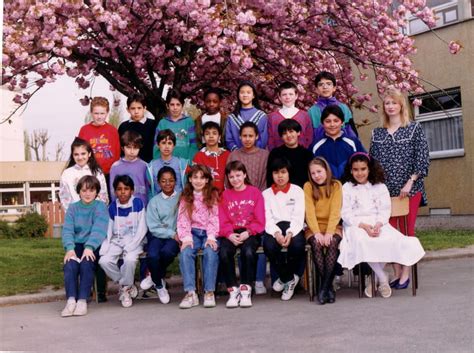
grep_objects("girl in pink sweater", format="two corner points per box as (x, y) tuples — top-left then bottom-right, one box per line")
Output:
(177, 165), (220, 309)
(218, 161), (265, 308)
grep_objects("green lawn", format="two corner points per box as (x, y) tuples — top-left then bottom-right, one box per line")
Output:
(0, 230), (473, 297)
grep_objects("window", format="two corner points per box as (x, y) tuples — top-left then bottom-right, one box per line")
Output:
(407, 0), (461, 35)
(412, 87), (464, 159)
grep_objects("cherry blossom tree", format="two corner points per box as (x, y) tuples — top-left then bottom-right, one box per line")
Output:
(2, 0), (438, 121)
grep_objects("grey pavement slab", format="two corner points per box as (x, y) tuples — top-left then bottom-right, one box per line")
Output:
(1, 257), (473, 353)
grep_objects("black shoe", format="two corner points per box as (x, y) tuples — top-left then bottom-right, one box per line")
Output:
(317, 289), (327, 305)
(326, 288), (336, 304)
(97, 293), (108, 303)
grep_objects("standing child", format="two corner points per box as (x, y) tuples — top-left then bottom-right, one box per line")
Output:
(193, 122), (230, 192)
(147, 129), (189, 199)
(145, 166), (181, 304)
(195, 88), (228, 149)
(263, 158), (306, 301)
(304, 157), (342, 305)
(337, 153), (425, 298)
(99, 175), (147, 308)
(59, 137), (108, 212)
(118, 93), (157, 163)
(60, 175), (108, 317)
(267, 81), (313, 150)
(225, 81), (268, 151)
(109, 130), (149, 206)
(78, 96), (120, 194)
(308, 71), (357, 143)
(177, 165), (220, 309)
(153, 89), (198, 160)
(218, 161), (265, 308)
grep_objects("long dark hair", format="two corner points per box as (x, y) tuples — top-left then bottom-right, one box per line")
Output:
(65, 137), (102, 176)
(180, 164), (219, 218)
(233, 81), (261, 116)
(225, 161), (252, 187)
(343, 152), (385, 185)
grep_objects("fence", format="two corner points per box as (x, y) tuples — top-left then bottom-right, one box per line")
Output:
(39, 201), (65, 238)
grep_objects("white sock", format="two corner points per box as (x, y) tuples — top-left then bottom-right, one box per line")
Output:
(67, 297), (76, 304)
(368, 262), (388, 284)
(255, 281), (264, 287)
(77, 299), (86, 305)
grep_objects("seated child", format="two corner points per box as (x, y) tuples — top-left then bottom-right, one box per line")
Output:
(177, 165), (220, 309)
(218, 161), (265, 308)
(118, 93), (157, 163)
(147, 129), (188, 199)
(267, 119), (313, 188)
(99, 175), (147, 308)
(308, 71), (357, 143)
(153, 89), (198, 160)
(312, 105), (365, 180)
(145, 166), (181, 304)
(192, 121), (230, 192)
(262, 158), (306, 301)
(195, 87), (227, 149)
(61, 175), (108, 317)
(337, 153), (425, 298)
(109, 130), (149, 206)
(267, 81), (313, 150)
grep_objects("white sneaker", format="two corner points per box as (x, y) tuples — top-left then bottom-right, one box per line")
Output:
(73, 300), (88, 316)
(157, 281), (170, 304)
(140, 274), (155, 290)
(179, 292), (199, 309)
(239, 284), (252, 308)
(364, 277), (375, 298)
(281, 275), (299, 301)
(61, 301), (76, 317)
(226, 286), (241, 308)
(120, 286), (133, 308)
(203, 292), (216, 308)
(334, 275), (341, 291)
(272, 278), (285, 292)
(255, 281), (267, 295)
(378, 283), (392, 298)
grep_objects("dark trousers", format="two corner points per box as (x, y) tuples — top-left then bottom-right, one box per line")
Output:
(63, 244), (98, 300)
(263, 221), (306, 283)
(147, 237), (180, 288)
(219, 234), (261, 288)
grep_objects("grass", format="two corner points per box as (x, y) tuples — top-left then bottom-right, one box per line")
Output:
(0, 229), (473, 296)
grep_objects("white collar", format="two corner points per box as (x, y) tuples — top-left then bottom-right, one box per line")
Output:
(160, 191), (177, 199)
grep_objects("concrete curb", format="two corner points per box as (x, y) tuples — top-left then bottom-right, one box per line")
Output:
(1, 246), (473, 307)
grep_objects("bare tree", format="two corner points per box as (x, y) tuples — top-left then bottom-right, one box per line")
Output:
(54, 141), (65, 161)
(29, 131), (41, 161)
(23, 130), (31, 161)
(38, 130), (50, 161)
(28, 129), (50, 161)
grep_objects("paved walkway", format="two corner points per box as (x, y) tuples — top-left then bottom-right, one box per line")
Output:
(1, 257), (473, 353)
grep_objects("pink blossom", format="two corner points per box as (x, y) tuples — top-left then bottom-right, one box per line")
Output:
(412, 98), (422, 107)
(448, 40), (462, 55)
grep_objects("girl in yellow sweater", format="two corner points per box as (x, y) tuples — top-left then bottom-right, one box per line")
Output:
(304, 157), (342, 305)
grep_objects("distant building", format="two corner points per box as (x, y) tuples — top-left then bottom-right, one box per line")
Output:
(0, 86), (25, 161)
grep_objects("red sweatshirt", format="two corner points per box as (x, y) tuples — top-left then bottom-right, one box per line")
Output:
(193, 148), (230, 192)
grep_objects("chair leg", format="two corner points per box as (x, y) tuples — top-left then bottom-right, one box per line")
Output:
(306, 248), (314, 302)
(348, 268), (352, 288)
(371, 270), (376, 298)
(412, 263), (417, 296)
(358, 264), (363, 298)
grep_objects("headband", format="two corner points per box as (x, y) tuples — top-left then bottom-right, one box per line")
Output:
(350, 152), (370, 162)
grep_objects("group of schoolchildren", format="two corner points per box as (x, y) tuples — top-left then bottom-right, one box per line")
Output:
(59, 71), (425, 317)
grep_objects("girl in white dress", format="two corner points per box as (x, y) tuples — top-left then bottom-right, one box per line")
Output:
(338, 152), (425, 298)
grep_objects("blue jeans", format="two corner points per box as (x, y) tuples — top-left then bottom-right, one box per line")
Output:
(63, 244), (98, 300)
(179, 228), (219, 292)
(147, 237), (180, 288)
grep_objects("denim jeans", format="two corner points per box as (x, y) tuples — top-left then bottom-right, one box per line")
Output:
(179, 228), (219, 292)
(147, 237), (180, 288)
(63, 243), (98, 300)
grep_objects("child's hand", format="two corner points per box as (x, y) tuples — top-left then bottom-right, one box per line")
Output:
(205, 239), (218, 251)
(181, 241), (193, 251)
(63, 250), (77, 264)
(314, 233), (325, 245)
(239, 231), (250, 242)
(400, 180), (413, 198)
(228, 233), (242, 246)
(173, 233), (181, 245)
(81, 248), (96, 262)
(324, 233), (334, 246)
(373, 222), (383, 236)
(282, 233), (292, 248)
(275, 232), (285, 246)
(359, 223), (375, 237)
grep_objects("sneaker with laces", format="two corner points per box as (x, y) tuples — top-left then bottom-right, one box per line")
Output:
(179, 292), (199, 309)
(255, 281), (267, 295)
(73, 300), (88, 316)
(364, 277), (375, 298)
(61, 301), (76, 317)
(226, 286), (241, 308)
(272, 278), (285, 292)
(378, 283), (392, 298)
(120, 286), (133, 308)
(239, 284), (252, 308)
(140, 274), (155, 291)
(157, 282), (170, 304)
(281, 275), (299, 301)
(203, 292), (216, 308)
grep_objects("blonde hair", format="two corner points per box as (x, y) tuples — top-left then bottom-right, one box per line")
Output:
(90, 96), (110, 112)
(382, 89), (411, 128)
(307, 157), (335, 201)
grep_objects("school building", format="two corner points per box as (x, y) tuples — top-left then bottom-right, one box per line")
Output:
(353, 0), (473, 229)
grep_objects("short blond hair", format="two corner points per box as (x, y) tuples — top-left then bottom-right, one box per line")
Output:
(90, 96), (110, 112)
(382, 89), (411, 128)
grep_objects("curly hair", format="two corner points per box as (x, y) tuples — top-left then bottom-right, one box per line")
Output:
(343, 152), (385, 185)
(180, 164), (219, 218)
(90, 96), (110, 112)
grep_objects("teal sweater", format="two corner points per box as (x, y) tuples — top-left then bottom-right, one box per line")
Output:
(61, 200), (108, 251)
(153, 116), (198, 160)
(146, 191), (180, 239)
